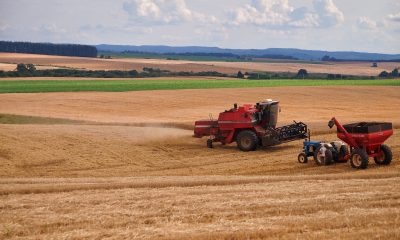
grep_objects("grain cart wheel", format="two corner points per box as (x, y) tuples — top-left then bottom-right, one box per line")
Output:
(236, 130), (258, 152)
(314, 146), (333, 165)
(339, 145), (350, 162)
(350, 148), (369, 169)
(207, 139), (213, 149)
(374, 144), (393, 165)
(324, 150), (333, 165)
(298, 153), (308, 164)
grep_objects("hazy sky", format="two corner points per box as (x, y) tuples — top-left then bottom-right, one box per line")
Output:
(0, 0), (399, 53)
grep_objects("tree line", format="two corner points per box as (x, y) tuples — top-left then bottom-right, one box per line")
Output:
(379, 68), (399, 78)
(119, 51), (297, 60)
(2, 63), (397, 80)
(236, 69), (374, 80)
(321, 55), (400, 62)
(0, 41), (97, 58)
(0, 64), (228, 78)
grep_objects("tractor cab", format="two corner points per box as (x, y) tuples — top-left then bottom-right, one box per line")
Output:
(255, 100), (279, 128)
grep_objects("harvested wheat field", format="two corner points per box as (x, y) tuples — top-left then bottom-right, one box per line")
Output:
(0, 53), (238, 74)
(0, 63), (17, 71)
(0, 86), (399, 239)
(0, 86), (399, 128)
(1, 52), (399, 76)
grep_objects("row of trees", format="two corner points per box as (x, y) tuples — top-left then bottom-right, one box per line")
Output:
(3, 64), (396, 80)
(0, 64), (228, 78)
(238, 69), (308, 79)
(120, 51), (297, 60)
(238, 69), (309, 79)
(321, 55), (338, 61)
(379, 68), (399, 78)
(99, 54), (112, 59)
(237, 69), (376, 80)
(0, 41), (97, 58)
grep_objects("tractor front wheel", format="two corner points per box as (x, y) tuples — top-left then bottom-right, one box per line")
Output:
(298, 153), (308, 164)
(374, 144), (392, 165)
(236, 130), (258, 152)
(350, 148), (369, 169)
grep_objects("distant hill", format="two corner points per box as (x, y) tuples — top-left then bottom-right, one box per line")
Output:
(97, 44), (400, 61)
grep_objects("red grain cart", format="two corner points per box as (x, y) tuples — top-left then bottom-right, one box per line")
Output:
(328, 117), (393, 169)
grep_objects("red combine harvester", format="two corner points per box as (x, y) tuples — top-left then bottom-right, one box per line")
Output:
(328, 117), (393, 169)
(194, 100), (308, 151)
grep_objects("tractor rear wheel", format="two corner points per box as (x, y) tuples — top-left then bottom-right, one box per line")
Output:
(350, 148), (369, 169)
(236, 130), (258, 152)
(298, 153), (308, 164)
(374, 144), (392, 165)
(314, 146), (333, 165)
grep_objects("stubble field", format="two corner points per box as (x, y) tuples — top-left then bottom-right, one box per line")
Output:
(0, 86), (399, 239)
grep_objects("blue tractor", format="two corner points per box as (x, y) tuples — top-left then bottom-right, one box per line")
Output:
(297, 132), (349, 165)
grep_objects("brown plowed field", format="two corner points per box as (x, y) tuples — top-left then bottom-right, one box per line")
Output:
(0, 86), (399, 239)
(1, 53), (399, 76)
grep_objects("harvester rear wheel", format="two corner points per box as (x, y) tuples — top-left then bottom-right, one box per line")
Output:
(350, 148), (369, 169)
(298, 153), (308, 164)
(374, 144), (392, 165)
(314, 146), (333, 165)
(236, 130), (258, 152)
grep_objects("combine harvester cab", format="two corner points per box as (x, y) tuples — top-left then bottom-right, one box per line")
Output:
(194, 100), (308, 151)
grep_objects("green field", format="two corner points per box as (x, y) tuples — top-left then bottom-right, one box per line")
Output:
(0, 79), (399, 93)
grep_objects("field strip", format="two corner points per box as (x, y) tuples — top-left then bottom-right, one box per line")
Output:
(0, 113), (194, 130)
(0, 79), (399, 93)
(2, 173), (399, 239)
(1, 173), (399, 196)
(2, 53), (400, 76)
(1, 113), (400, 132)
(0, 76), (236, 81)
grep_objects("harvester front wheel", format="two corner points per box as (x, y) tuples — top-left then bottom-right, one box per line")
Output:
(374, 144), (392, 165)
(237, 130), (258, 152)
(298, 153), (308, 164)
(314, 146), (333, 165)
(350, 148), (369, 169)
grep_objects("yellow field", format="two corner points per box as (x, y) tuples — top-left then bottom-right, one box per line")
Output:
(1, 52), (399, 76)
(0, 86), (399, 239)
(2, 173), (400, 239)
(0, 86), (398, 127)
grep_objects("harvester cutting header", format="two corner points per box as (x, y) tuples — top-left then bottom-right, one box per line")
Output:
(194, 100), (308, 151)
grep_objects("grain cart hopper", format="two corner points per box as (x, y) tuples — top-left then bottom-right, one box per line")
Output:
(328, 117), (393, 169)
(193, 100), (308, 151)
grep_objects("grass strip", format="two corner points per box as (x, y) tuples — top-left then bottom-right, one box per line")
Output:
(0, 79), (398, 93)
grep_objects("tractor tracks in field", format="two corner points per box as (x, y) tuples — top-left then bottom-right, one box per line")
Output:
(0, 113), (194, 130)
(2, 113), (400, 134)
(1, 173), (399, 196)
